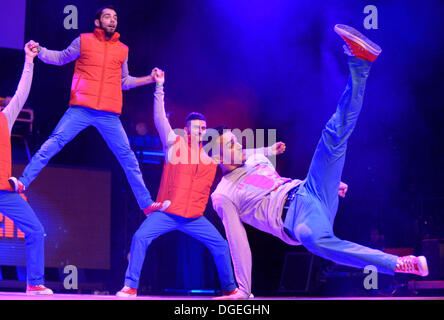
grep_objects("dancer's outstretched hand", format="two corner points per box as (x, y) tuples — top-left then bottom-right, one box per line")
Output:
(269, 142), (286, 155)
(24, 40), (38, 61)
(152, 67), (165, 84)
(28, 40), (39, 53)
(338, 181), (348, 198)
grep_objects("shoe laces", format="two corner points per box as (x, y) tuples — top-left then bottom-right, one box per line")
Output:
(150, 202), (162, 209)
(342, 38), (365, 55)
(121, 286), (136, 294)
(343, 45), (353, 57)
(28, 285), (46, 290)
(396, 256), (418, 272)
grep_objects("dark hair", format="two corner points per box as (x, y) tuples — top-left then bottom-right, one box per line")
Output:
(95, 5), (116, 21)
(185, 112), (206, 125)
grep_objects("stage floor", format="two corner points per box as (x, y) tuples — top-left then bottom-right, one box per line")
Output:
(0, 291), (443, 300)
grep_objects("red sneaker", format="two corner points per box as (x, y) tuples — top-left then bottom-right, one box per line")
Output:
(8, 177), (26, 193)
(26, 284), (53, 295)
(116, 286), (137, 297)
(395, 255), (429, 276)
(213, 288), (250, 300)
(143, 200), (171, 216)
(334, 24), (381, 62)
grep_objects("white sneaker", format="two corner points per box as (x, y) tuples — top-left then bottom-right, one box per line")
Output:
(160, 200), (171, 211)
(8, 177), (26, 193)
(395, 255), (429, 276)
(213, 288), (250, 300)
(26, 285), (53, 295)
(116, 286), (137, 297)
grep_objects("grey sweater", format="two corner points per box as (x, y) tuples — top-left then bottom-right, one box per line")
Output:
(2, 61), (34, 134)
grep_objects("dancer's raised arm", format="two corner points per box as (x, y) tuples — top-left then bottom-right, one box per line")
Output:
(152, 68), (177, 154)
(3, 41), (37, 133)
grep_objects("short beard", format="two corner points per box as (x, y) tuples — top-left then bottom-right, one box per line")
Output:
(99, 21), (115, 38)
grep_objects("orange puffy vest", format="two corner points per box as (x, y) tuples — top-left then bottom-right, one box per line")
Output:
(156, 135), (218, 218)
(69, 28), (129, 114)
(0, 113), (13, 191)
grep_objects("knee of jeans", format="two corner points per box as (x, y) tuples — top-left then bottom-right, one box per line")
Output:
(132, 230), (145, 243)
(113, 141), (132, 155)
(116, 145), (138, 163)
(132, 229), (156, 245)
(207, 238), (230, 255)
(26, 227), (45, 240)
(44, 134), (67, 153)
(325, 120), (355, 141)
(218, 238), (230, 252)
(295, 223), (319, 247)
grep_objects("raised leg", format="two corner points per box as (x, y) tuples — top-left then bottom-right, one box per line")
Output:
(20, 106), (91, 188)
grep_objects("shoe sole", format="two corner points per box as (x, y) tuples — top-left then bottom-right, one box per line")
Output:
(418, 256), (429, 277)
(334, 24), (381, 56)
(160, 200), (171, 212)
(8, 177), (18, 192)
(26, 291), (53, 295)
(116, 293), (137, 297)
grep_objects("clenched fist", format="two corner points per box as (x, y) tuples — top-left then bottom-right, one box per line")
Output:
(338, 181), (348, 198)
(151, 67), (165, 84)
(24, 40), (39, 61)
(269, 142), (286, 156)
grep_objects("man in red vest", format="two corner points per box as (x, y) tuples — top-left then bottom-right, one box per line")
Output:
(8, 5), (169, 215)
(116, 68), (285, 297)
(0, 42), (53, 294)
(116, 68), (236, 297)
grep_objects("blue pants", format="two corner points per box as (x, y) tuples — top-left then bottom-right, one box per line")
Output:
(19, 106), (153, 209)
(0, 191), (45, 285)
(124, 211), (237, 291)
(284, 57), (398, 275)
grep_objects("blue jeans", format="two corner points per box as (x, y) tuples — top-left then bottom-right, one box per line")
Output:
(284, 57), (398, 275)
(124, 211), (237, 291)
(20, 106), (153, 209)
(0, 191), (45, 285)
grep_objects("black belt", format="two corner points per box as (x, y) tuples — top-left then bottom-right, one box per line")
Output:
(281, 185), (300, 223)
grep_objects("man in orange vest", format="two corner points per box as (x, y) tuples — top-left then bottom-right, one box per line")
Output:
(0, 42), (53, 294)
(8, 5), (169, 215)
(116, 68), (285, 297)
(116, 67), (237, 297)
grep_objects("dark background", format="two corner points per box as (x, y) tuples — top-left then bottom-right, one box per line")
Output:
(0, 0), (443, 295)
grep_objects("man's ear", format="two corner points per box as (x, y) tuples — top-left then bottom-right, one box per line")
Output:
(94, 19), (100, 28)
(184, 126), (189, 135)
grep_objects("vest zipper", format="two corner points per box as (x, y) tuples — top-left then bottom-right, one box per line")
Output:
(96, 42), (109, 109)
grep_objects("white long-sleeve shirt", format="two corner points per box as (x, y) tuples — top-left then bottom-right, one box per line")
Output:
(2, 61), (34, 134)
(152, 84), (178, 160)
(211, 153), (303, 296)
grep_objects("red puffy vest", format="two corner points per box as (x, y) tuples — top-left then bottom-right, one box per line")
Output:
(156, 135), (218, 218)
(69, 28), (129, 114)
